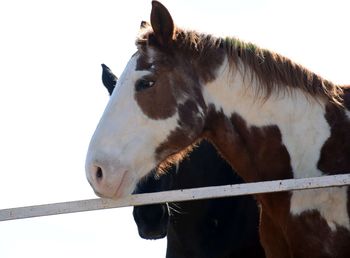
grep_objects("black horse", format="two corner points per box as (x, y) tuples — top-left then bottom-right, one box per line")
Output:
(101, 64), (265, 258)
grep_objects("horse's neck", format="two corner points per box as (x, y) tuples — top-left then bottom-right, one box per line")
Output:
(202, 59), (331, 182)
(202, 58), (326, 127)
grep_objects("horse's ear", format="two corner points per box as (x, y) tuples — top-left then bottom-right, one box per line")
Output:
(150, 1), (175, 47)
(101, 64), (117, 96)
(140, 21), (150, 29)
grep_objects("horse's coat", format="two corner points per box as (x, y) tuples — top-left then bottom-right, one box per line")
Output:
(203, 58), (349, 231)
(86, 2), (350, 257)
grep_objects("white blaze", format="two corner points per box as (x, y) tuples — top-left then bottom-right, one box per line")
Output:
(86, 53), (179, 198)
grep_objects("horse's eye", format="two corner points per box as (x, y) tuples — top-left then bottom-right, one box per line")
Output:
(135, 79), (155, 92)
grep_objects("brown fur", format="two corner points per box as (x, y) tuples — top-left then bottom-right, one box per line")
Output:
(134, 58), (178, 119)
(137, 27), (225, 85)
(203, 107), (350, 258)
(318, 99), (350, 174)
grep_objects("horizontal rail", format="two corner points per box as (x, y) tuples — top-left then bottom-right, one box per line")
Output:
(1, 174), (350, 222)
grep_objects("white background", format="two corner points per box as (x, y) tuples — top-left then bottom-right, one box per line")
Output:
(0, 0), (349, 257)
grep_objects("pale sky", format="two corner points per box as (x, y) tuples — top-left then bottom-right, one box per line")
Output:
(0, 0), (349, 257)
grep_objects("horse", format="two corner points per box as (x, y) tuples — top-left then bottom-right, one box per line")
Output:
(101, 63), (265, 258)
(133, 141), (265, 258)
(86, 2), (350, 257)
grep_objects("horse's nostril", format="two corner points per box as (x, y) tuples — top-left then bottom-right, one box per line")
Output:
(96, 167), (103, 180)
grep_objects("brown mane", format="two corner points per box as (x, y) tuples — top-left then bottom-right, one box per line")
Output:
(137, 27), (344, 105)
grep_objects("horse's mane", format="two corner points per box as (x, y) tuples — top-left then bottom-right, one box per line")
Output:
(137, 27), (344, 105)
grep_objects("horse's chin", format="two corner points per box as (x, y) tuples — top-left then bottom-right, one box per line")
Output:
(111, 171), (138, 199)
(139, 228), (167, 240)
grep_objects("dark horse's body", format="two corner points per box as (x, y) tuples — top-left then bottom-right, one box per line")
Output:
(102, 64), (265, 258)
(133, 141), (265, 258)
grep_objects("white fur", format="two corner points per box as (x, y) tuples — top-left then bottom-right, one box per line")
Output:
(292, 187), (350, 230)
(202, 58), (350, 231)
(86, 53), (180, 198)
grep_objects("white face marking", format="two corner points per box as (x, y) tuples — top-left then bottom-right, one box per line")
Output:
(203, 58), (349, 231)
(86, 53), (179, 199)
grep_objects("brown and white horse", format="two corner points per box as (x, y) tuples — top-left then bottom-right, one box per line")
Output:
(86, 1), (350, 257)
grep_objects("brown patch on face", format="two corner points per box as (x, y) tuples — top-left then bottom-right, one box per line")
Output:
(135, 81), (177, 120)
(134, 51), (177, 120)
(133, 33), (224, 163)
(134, 44), (212, 121)
(155, 100), (205, 168)
(318, 93), (350, 174)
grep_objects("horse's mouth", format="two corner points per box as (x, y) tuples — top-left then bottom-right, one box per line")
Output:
(111, 169), (130, 199)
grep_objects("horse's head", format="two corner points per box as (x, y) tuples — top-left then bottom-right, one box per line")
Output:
(100, 66), (170, 238)
(133, 202), (169, 240)
(132, 171), (170, 240)
(86, 1), (221, 198)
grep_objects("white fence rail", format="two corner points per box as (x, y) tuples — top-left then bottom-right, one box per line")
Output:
(1, 174), (350, 222)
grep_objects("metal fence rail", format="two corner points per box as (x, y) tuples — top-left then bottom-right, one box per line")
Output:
(1, 174), (350, 222)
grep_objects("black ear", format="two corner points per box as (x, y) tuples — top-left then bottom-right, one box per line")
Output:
(150, 1), (175, 47)
(101, 64), (117, 96)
